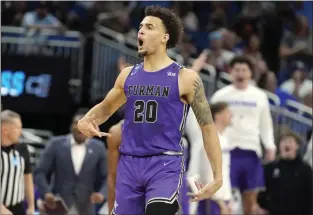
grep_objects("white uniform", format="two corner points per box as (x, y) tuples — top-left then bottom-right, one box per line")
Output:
(211, 84), (276, 156)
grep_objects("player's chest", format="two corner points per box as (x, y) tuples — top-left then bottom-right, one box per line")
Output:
(125, 83), (179, 104)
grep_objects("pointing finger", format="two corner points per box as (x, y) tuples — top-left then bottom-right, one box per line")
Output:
(99, 132), (112, 138)
(89, 126), (101, 138)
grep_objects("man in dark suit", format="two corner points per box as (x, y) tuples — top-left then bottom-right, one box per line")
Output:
(35, 113), (107, 215)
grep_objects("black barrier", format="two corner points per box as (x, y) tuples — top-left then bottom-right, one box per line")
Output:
(1, 55), (72, 113)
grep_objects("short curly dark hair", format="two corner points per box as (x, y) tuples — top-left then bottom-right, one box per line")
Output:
(145, 5), (184, 49)
(229, 55), (255, 78)
(229, 56), (254, 72)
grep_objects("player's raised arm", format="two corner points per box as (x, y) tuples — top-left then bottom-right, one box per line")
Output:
(78, 66), (133, 138)
(182, 68), (223, 201)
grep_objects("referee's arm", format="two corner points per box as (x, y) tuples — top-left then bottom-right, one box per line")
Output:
(35, 139), (56, 199)
(23, 143), (35, 213)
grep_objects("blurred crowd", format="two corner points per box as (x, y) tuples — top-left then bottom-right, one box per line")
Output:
(2, 1), (312, 109)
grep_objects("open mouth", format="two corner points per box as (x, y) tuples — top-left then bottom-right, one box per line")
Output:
(138, 39), (144, 47)
(284, 146), (291, 152)
(236, 77), (244, 82)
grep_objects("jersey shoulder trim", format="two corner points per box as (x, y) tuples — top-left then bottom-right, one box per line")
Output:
(173, 61), (185, 70)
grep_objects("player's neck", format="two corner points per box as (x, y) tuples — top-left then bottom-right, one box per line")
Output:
(143, 51), (173, 72)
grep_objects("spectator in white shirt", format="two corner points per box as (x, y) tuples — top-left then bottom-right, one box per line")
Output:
(211, 56), (276, 215)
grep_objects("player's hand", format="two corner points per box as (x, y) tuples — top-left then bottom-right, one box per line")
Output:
(187, 179), (223, 202)
(77, 114), (111, 138)
(44, 192), (56, 209)
(90, 192), (105, 204)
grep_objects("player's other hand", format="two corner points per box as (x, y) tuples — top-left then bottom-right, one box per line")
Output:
(90, 192), (105, 204)
(77, 114), (111, 138)
(187, 178), (223, 202)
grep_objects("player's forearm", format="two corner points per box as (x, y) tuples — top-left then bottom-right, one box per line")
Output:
(201, 125), (223, 180)
(84, 87), (126, 126)
(24, 174), (35, 210)
(84, 101), (114, 125)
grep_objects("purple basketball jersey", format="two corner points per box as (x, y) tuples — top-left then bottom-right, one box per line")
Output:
(120, 62), (190, 156)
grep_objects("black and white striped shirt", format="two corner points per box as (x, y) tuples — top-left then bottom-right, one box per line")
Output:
(1, 143), (31, 207)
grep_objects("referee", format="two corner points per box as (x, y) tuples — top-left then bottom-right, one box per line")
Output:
(1, 110), (35, 215)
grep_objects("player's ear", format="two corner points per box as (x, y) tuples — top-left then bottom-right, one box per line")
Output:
(162, 33), (169, 44)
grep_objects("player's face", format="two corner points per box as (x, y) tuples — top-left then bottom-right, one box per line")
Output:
(137, 16), (169, 57)
(279, 137), (299, 159)
(231, 63), (252, 87)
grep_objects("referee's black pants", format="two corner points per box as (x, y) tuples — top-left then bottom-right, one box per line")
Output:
(7, 202), (25, 215)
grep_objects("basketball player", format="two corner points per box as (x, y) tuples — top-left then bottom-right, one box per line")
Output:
(211, 56), (276, 215)
(78, 5), (223, 215)
(107, 108), (203, 215)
